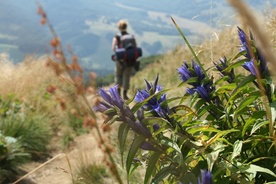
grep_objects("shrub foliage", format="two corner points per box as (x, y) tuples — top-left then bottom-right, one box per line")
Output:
(95, 24), (276, 183)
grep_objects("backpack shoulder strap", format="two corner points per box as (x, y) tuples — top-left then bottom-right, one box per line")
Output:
(115, 33), (122, 48)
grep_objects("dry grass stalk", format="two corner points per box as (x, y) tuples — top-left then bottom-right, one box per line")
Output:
(228, 0), (276, 76)
(12, 153), (72, 184)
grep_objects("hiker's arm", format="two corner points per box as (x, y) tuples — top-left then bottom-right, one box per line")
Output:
(112, 37), (117, 52)
(133, 36), (137, 47)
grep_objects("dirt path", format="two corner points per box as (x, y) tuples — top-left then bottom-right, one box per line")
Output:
(18, 133), (105, 184)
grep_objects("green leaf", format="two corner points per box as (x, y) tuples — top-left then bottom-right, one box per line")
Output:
(170, 105), (195, 115)
(170, 105), (196, 122)
(193, 98), (205, 112)
(160, 137), (183, 164)
(144, 152), (162, 184)
(241, 164), (276, 178)
(118, 123), (130, 166)
(141, 117), (171, 136)
(229, 75), (255, 103)
(250, 121), (268, 135)
(131, 101), (150, 114)
(126, 135), (145, 176)
(215, 83), (237, 94)
(206, 143), (225, 171)
(231, 140), (243, 161)
(179, 172), (197, 184)
(141, 117), (170, 126)
(228, 58), (248, 71)
(242, 111), (266, 136)
(151, 165), (173, 184)
(270, 101), (276, 125)
(105, 113), (120, 125)
(234, 92), (259, 117)
(213, 75), (230, 86)
(188, 126), (239, 136)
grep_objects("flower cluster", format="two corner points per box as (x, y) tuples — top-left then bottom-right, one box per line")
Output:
(238, 27), (273, 102)
(177, 61), (214, 102)
(238, 27), (269, 78)
(134, 75), (170, 120)
(95, 85), (155, 150)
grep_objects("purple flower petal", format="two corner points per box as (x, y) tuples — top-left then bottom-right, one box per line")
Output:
(198, 170), (213, 184)
(98, 88), (113, 104)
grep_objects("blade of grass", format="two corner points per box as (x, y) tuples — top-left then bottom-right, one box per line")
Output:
(171, 17), (208, 77)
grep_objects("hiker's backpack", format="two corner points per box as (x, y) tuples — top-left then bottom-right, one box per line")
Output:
(116, 32), (136, 50)
(114, 33), (142, 66)
(117, 33), (136, 49)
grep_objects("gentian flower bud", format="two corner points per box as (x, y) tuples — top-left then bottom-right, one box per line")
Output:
(195, 85), (211, 102)
(242, 60), (256, 76)
(140, 141), (156, 151)
(213, 56), (235, 83)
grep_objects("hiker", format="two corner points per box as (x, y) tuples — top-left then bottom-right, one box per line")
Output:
(111, 20), (138, 100)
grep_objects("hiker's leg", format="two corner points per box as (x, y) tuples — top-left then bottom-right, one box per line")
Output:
(123, 89), (129, 100)
(122, 66), (132, 100)
(115, 60), (123, 95)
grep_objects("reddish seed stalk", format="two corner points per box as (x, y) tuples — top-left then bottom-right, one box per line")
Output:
(36, 4), (123, 184)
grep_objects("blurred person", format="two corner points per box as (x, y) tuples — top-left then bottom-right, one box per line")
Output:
(111, 20), (138, 100)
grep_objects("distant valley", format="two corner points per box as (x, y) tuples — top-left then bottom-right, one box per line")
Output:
(0, 0), (275, 75)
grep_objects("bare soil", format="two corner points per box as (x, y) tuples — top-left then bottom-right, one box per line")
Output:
(17, 132), (105, 184)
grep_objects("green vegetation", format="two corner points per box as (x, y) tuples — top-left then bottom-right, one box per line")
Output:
(74, 164), (108, 184)
(0, 95), (51, 183)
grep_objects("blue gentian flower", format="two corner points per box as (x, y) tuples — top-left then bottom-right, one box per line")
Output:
(238, 27), (269, 78)
(93, 101), (112, 113)
(96, 85), (153, 138)
(213, 56), (235, 82)
(178, 62), (193, 82)
(186, 88), (196, 95)
(237, 27), (250, 59)
(242, 60), (256, 76)
(135, 75), (169, 119)
(178, 60), (206, 87)
(178, 61), (215, 102)
(193, 61), (205, 82)
(153, 123), (160, 132)
(198, 170), (213, 184)
(195, 84), (211, 102)
(98, 85), (124, 110)
(237, 27), (247, 46)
